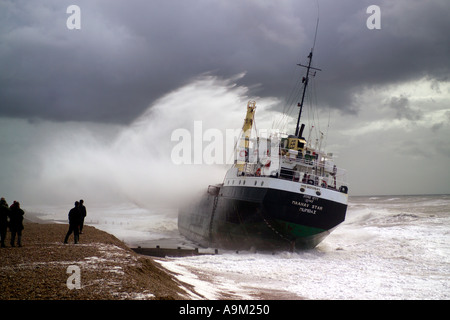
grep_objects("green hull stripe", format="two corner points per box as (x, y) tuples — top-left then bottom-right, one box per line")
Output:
(274, 219), (325, 238)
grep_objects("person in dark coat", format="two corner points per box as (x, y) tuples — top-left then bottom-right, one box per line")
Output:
(79, 199), (87, 234)
(9, 201), (24, 247)
(0, 198), (10, 248)
(64, 201), (81, 244)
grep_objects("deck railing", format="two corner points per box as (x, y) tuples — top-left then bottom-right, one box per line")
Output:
(237, 147), (348, 193)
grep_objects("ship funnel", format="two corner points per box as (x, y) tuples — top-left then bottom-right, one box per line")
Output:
(298, 123), (305, 138)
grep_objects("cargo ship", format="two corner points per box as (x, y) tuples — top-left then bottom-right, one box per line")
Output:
(178, 50), (348, 251)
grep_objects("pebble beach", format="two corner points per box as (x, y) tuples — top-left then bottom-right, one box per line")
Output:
(0, 221), (189, 300)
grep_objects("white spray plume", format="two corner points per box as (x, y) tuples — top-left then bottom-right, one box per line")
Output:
(9, 73), (279, 209)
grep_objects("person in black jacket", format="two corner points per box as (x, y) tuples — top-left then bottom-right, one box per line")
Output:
(64, 201), (81, 244)
(9, 201), (24, 247)
(0, 197), (10, 248)
(79, 199), (87, 234)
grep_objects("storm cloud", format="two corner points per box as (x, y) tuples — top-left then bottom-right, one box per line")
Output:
(1, 0), (448, 124)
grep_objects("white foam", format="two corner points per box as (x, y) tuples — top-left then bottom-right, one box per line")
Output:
(27, 195), (450, 299)
(156, 196), (450, 299)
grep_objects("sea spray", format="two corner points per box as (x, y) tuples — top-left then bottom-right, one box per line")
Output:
(4, 74), (280, 209)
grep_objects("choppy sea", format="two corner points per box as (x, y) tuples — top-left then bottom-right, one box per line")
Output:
(30, 194), (449, 300)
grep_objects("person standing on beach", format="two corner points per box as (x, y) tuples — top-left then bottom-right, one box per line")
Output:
(0, 198), (10, 248)
(64, 201), (81, 244)
(79, 199), (87, 234)
(9, 201), (24, 247)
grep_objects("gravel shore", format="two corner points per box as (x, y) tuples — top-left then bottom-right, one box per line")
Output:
(0, 221), (190, 300)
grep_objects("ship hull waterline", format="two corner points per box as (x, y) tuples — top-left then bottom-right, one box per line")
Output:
(178, 182), (347, 251)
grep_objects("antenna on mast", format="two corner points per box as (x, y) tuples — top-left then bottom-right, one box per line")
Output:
(294, 52), (322, 137)
(294, 3), (321, 137)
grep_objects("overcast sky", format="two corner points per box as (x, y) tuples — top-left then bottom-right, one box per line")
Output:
(1, 0), (449, 207)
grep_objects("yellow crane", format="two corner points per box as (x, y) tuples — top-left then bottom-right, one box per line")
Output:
(236, 100), (256, 173)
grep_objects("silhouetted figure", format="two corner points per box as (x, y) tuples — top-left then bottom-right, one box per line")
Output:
(64, 201), (81, 244)
(9, 201), (24, 247)
(79, 199), (87, 234)
(0, 198), (10, 248)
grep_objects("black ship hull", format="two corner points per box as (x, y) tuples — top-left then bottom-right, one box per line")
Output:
(178, 178), (348, 251)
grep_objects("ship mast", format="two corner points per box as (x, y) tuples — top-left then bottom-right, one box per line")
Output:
(294, 51), (321, 137)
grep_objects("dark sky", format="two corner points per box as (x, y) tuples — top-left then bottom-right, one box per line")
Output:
(1, 0), (448, 124)
(0, 0), (449, 203)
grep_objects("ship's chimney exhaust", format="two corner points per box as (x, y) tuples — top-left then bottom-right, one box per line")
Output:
(298, 123), (305, 138)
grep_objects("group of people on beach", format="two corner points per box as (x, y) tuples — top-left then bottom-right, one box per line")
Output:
(0, 197), (25, 248)
(64, 199), (87, 244)
(0, 197), (88, 246)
